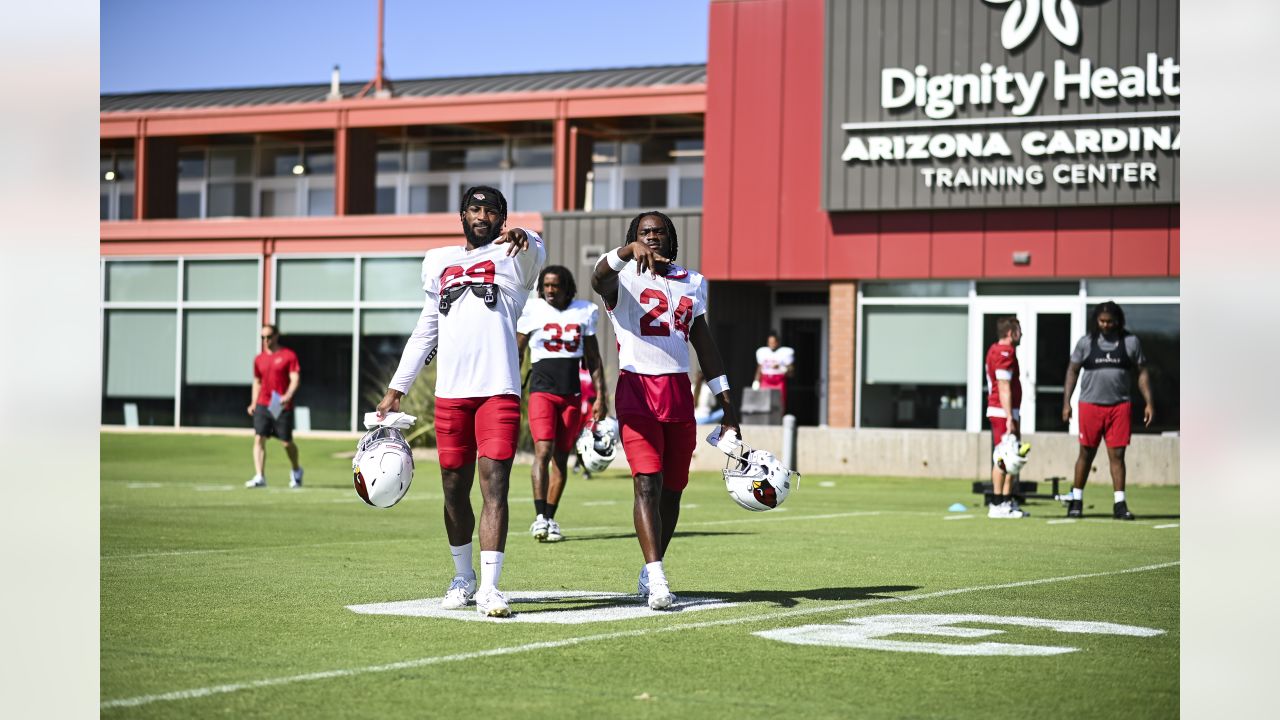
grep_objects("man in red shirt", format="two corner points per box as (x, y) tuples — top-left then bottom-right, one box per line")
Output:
(985, 316), (1027, 519)
(245, 324), (303, 489)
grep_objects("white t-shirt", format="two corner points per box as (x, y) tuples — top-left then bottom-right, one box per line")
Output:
(517, 298), (599, 362)
(756, 346), (795, 378)
(389, 230), (545, 399)
(606, 260), (708, 375)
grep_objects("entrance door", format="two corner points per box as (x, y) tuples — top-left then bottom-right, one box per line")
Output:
(966, 299), (1083, 434)
(773, 305), (828, 426)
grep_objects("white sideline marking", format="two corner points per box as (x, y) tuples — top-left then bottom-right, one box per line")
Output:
(194, 485), (236, 492)
(127, 483), (164, 489)
(1153, 523), (1180, 530)
(943, 515), (975, 521)
(818, 481), (836, 488)
(1047, 519), (1078, 525)
(100, 560), (1179, 710)
(348, 591), (736, 624)
(103, 538), (401, 560)
(581, 500), (618, 507)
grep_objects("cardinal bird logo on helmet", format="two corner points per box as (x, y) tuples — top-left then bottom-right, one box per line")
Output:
(751, 479), (779, 508)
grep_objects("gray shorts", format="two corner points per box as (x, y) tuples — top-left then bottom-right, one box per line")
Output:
(253, 405), (294, 442)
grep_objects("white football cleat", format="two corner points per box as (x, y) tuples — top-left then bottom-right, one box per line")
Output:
(475, 587), (512, 618)
(530, 516), (549, 541)
(245, 475), (266, 488)
(545, 519), (563, 543)
(637, 566), (649, 596)
(988, 502), (1028, 519)
(289, 467), (304, 489)
(440, 575), (477, 610)
(647, 581), (674, 611)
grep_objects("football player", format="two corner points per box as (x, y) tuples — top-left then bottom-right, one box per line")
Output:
(516, 265), (607, 543)
(377, 186), (546, 618)
(591, 211), (740, 610)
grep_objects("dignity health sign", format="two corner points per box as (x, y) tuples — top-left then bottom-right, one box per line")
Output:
(822, 0), (1180, 210)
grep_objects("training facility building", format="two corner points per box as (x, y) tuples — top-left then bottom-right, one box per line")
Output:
(100, 0), (1178, 481)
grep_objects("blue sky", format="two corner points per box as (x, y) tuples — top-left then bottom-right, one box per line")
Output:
(101, 0), (711, 94)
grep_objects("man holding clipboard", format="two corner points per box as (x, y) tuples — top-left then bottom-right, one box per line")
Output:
(246, 324), (303, 489)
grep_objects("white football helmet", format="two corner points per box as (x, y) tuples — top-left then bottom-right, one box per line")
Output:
(993, 434), (1031, 476)
(575, 417), (619, 473)
(352, 426), (415, 508)
(712, 428), (798, 512)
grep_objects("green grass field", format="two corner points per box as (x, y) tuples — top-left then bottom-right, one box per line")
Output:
(101, 433), (1179, 718)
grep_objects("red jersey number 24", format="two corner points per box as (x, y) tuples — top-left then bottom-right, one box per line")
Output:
(639, 288), (694, 339)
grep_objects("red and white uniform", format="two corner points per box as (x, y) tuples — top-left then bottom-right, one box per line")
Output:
(517, 298), (599, 451)
(390, 230), (546, 467)
(755, 345), (794, 408)
(984, 341), (1022, 442)
(605, 259), (708, 490)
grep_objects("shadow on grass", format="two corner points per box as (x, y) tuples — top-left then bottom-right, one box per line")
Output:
(692, 585), (921, 608)
(562, 530), (751, 543)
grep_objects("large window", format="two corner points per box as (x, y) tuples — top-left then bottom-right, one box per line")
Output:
(375, 135), (554, 215)
(860, 305), (969, 429)
(100, 150), (135, 221)
(102, 258), (261, 427)
(589, 136), (704, 210)
(273, 255), (427, 431)
(176, 142), (334, 218)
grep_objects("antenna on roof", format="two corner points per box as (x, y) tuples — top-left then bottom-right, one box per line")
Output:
(356, 0), (394, 99)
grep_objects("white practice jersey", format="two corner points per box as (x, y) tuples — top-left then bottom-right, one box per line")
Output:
(389, 230), (546, 399)
(517, 298), (599, 362)
(756, 346), (795, 377)
(606, 259), (708, 375)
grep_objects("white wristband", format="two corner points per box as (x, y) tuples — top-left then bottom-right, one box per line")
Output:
(604, 248), (627, 272)
(707, 375), (729, 395)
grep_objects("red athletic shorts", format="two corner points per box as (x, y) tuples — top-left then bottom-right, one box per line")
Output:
(989, 415), (1020, 445)
(1078, 401), (1132, 449)
(529, 391), (582, 453)
(619, 414), (697, 492)
(434, 394), (521, 469)
(760, 373), (787, 410)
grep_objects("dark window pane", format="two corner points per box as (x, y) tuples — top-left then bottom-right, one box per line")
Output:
(376, 187), (397, 214)
(177, 192), (202, 218)
(512, 142), (553, 168)
(178, 151), (205, 178)
(464, 145), (502, 169)
(208, 181), (251, 217)
(305, 148), (335, 175)
(678, 177), (703, 207)
(118, 193), (134, 220)
(376, 148), (403, 173)
(624, 179), (667, 208)
(261, 147), (301, 177)
(100, 192), (110, 220)
(209, 147), (252, 177)
(307, 188), (334, 216)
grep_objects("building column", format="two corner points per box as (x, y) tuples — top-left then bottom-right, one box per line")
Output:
(827, 281), (857, 427)
(552, 107), (569, 211)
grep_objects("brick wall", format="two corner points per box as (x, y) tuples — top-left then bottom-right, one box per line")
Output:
(827, 281), (857, 427)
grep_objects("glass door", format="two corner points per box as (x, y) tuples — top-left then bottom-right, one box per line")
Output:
(967, 298), (1083, 434)
(773, 305), (828, 426)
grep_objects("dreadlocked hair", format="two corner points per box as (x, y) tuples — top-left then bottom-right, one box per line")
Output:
(1089, 300), (1128, 339)
(458, 184), (507, 218)
(538, 265), (577, 303)
(624, 211), (679, 261)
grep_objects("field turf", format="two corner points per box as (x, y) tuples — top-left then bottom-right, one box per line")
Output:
(101, 433), (1179, 718)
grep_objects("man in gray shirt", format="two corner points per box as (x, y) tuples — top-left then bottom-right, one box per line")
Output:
(1061, 301), (1155, 520)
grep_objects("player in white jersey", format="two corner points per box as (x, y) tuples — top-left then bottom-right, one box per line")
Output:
(516, 265), (607, 543)
(753, 330), (795, 412)
(591, 211), (740, 611)
(377, 186), (546, 618)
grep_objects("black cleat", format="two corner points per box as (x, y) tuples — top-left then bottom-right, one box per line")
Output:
(1113, 501), (1135, 520)
(1067, 499), (1083, 518)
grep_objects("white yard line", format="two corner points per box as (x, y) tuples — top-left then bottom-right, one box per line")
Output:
(1152, 523), (1180, 530)
(943, 515), (975, 521)
(100, 560), (1179, 710)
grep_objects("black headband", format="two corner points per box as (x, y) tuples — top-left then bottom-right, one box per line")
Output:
(463, 190), (502, 212)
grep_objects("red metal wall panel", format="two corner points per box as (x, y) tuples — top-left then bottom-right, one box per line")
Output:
(983, 209), (1057, 277)
(827, 213), (879, 278)
(1055, 208), (1113, 277)
(1169, 207), (1180, 275)
(929, 211), (984, 278)
(700, 0), (738, 279)
(776, 0), (829, 279)
(726, 0), (787, 280)
(877, 214), (931, 278)
(1112, 207), (1171, 277)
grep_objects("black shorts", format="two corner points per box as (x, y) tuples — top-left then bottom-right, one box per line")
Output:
(253, 405), (295, 442)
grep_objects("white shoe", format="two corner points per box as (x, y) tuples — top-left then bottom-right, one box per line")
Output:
(989, 501), (1028, 519)
(440, 575), (477, 610)
(245, 475), (266, 488)
(530, 516), (549, 541)
(289, 467), (304, 489)
(637, 566), (649, 596)
(647, 580), (674, 610)
(475, 587), (512, 618)
(545, 519), (563, 542)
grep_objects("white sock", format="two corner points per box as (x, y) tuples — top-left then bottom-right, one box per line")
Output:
(1071, 488), (1083, 501)
(1114, 490), (1126, 503)
(450, 543), (474, 579)
(536, 514), (546, 521)
(480, 551), (504, 590)
(645, 561), (667, 588)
